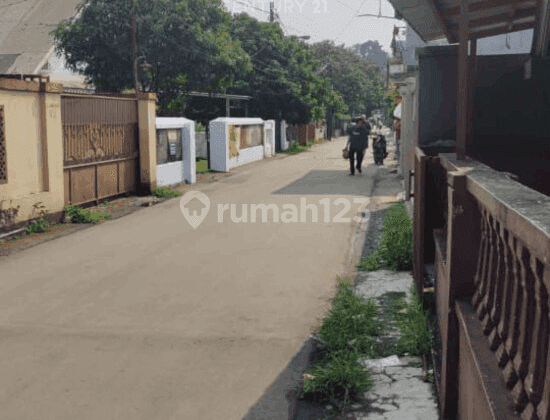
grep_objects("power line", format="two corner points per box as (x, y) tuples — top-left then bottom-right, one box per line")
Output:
(274, 12), (288, 34)
(334, 0), (356, 11)
(231, 0), (270, 14)
(334, 0), (370, 42)
(274, 12), (310, 39)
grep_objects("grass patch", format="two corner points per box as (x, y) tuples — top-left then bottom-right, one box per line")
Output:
(24, 219), (53, 235)
(281, 139), (321, 155)
(393, 285), (432, 357)
(23, 202), (53, 235)
(299, 278), (378, 412)
(151, 187), (180, 198)
(358, 201), (413, 272)
(196, 158), (210, 174)
(64, 205), (111, 224)
(301, 350), (373, 411)
(357, 252), (381, 271)
(318, 280), (381, 355)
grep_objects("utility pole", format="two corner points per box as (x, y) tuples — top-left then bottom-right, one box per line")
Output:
(270, 2), (274, 23)
(131, 0), (138, 94)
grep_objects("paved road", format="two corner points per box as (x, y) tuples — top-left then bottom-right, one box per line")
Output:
(0, 137), (376, 420)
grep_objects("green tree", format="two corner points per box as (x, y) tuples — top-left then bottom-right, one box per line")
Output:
(52, 0), (252, 114)
(353, 40), (388, 74)
(227, 14), (346, 123)
(311, 41), (385, 119)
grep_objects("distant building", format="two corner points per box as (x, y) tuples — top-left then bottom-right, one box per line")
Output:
(0, 0), (91, 89)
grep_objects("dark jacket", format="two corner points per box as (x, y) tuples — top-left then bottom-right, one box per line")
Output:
(347, 124), (371, 151)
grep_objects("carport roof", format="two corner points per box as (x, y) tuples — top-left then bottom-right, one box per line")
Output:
(387, 0), (542, 49)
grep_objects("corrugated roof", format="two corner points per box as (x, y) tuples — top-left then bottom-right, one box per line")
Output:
(0, 54), (19, 73)
(0, 0), (83, 74)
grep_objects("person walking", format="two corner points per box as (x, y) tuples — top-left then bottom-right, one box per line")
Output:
(344, 115), (371, 175)
(392, 103), (402, 160)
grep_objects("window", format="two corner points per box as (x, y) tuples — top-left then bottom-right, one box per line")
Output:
(0, 106), (6, 184)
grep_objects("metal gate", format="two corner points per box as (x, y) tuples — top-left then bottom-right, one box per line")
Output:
(275, 120), (282, 153)
(61, 94), (140, 206)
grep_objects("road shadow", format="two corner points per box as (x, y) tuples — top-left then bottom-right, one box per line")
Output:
(241, 336), (326, 420)
(272, 170), (374, 197)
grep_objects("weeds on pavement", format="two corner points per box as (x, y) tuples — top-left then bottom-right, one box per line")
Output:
(151, 187), (180, 198)
(24, 219), (52, 235)
(300, 279), (377, 414)
(23, 202), (53, 235)
(281, 139), (323, 155)
(358, 201), (413, 272)
(64, 205), (111, 224)
(392, 285), (432, 357)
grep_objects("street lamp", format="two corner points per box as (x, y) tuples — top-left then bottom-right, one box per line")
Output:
(130, 0), (152, 93)
(136, 56), (152, 92)
(131, 0), (138, 94)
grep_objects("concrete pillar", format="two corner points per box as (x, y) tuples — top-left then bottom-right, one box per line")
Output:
(138, 92), (158, 194)
(400, 77), (417, 199)
(439, 169), (481, 419)
(38, 81), (63, 192)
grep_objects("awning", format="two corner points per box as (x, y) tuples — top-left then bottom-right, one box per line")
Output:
(386, 0), (547, 55)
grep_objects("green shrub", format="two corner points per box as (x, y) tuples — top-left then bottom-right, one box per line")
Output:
(357, 252), (381, 271)
(394, 285), (431, 356)
(301, 350), (373, 407)
(377, 202), (413, 271)
(24, 219), (52, 235)
(318, 280), (380, 354)
(24, 202), (53, 235)
(195, 121), (206, 132)
(151, 187), (179, 198)
(195, 158), (210, 174)
(64, 205), (111, 224)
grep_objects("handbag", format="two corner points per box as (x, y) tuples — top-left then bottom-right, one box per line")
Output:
(342, 149), (349, 159)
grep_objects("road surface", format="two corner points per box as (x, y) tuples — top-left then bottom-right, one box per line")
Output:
(0, 137), (382, 420)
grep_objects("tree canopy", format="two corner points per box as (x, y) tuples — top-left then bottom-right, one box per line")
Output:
(53, 2), (387, 123)
(226, 14), (346, 123)
(53, 0), (252, 113)
(312, 41), (387, 118)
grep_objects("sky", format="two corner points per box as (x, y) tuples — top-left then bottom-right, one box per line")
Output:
(222, 0), (534, 57)
(222, 0), (404, 55)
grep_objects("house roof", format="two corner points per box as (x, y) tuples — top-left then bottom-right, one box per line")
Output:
(387, 0), (541, 48)
(0, 0), (83, 74)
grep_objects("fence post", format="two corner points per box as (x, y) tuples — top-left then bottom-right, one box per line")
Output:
(137, 92), (158, 194)
(440, 169), (481, 419)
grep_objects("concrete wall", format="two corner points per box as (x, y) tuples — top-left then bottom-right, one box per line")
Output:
(0, 79), (65, 231)
(209, 117), (266, 172)
(156, 117), (196, 187)
(398, 77), (418, 197)
(469, 55), (550, 196)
